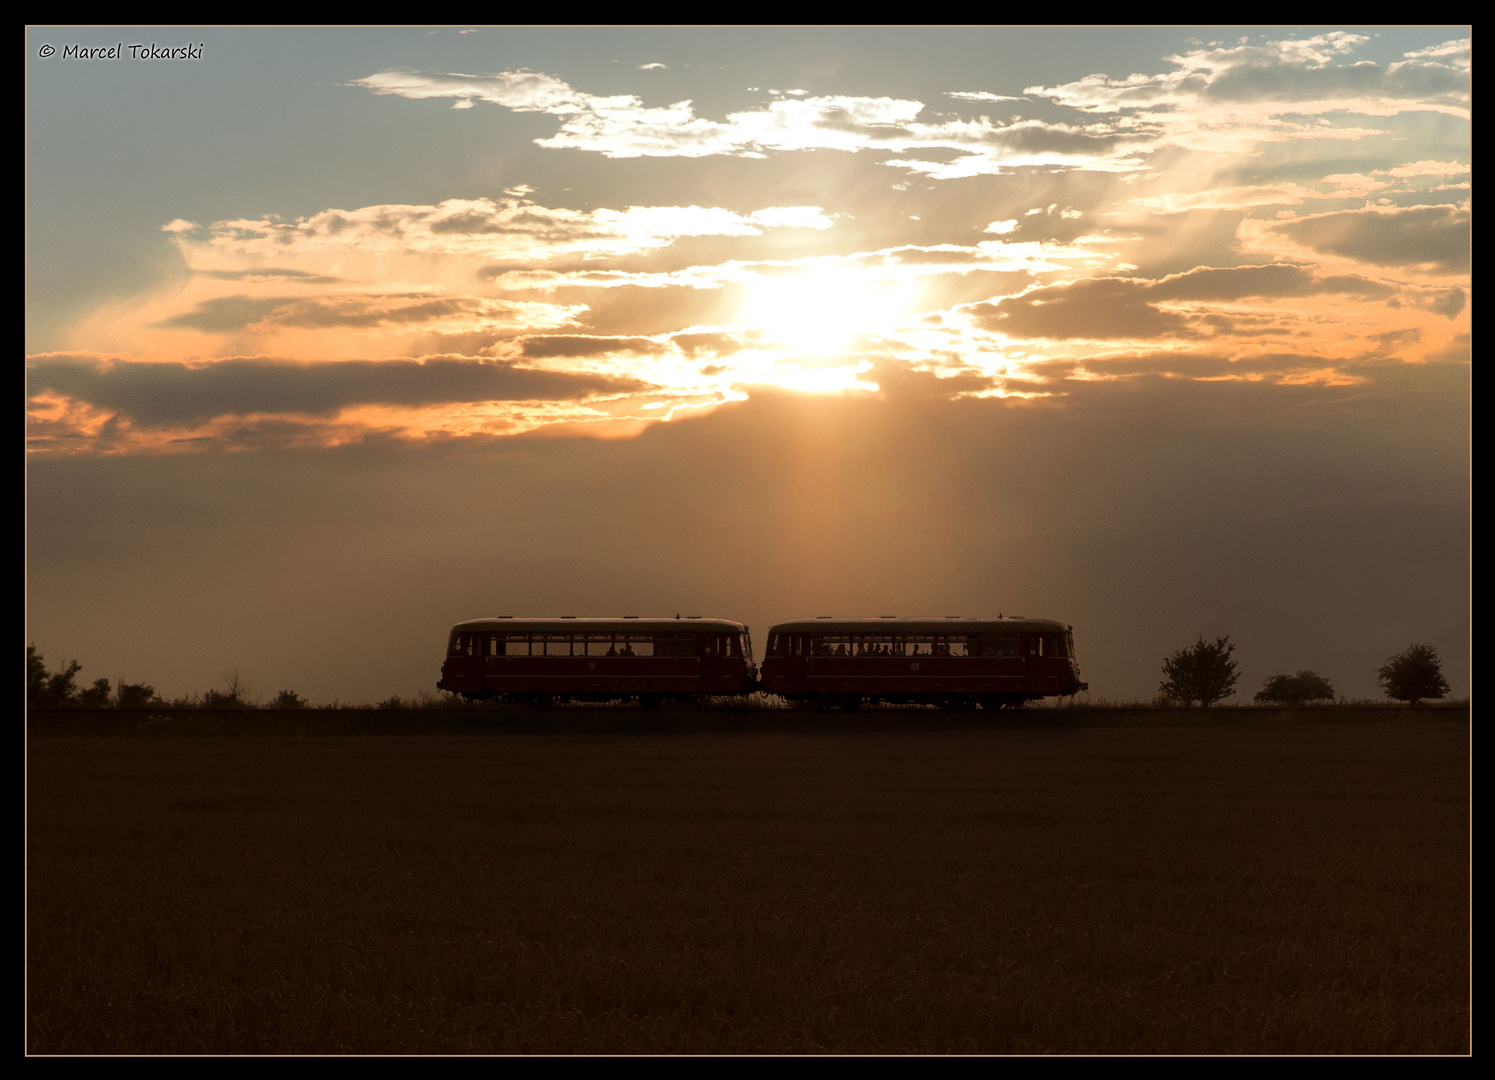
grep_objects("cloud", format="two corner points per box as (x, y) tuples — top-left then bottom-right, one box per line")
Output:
(352, 68), (1153, 175)
(960, 264), (1413, 345)
(26, 353), (650, 428)
(349, 36), (1466, 189)
(517, 335), (667, 360)
(177, 196), (833, 266)
(966, 278), (1194, 341)
(156, 294), (537, 333)
(1270, 205), (1470, 274)
(1148, 263), (1392, 301)
(1028, 33), (1469, 118)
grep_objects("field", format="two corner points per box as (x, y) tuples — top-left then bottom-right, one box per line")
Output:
(27, 712), (1469, 1053)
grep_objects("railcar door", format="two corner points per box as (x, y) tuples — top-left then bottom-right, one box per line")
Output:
(1023, 631), (1066, 697)
(977, 631), (1025, 697)
(762, 632), (806, 697)
(700, 632), (746, 694)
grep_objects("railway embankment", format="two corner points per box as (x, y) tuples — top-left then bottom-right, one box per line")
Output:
(25, 700), (1469, 736)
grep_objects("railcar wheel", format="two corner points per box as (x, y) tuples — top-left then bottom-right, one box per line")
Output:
(638, 693), (662, 709)
(839, 694), (862, 710)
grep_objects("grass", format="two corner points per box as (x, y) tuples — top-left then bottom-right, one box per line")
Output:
(27, 721), (1469, 1053)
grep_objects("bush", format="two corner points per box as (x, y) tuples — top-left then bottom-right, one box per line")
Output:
(1254, 670), (1336, 705)
(202, 670), (254, 709)
(1376, 645), (1450, 705)
(118, 682), (159, 709)
(1159, 635), (1240, 707)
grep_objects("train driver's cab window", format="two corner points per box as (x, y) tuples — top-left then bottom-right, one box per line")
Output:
(448, 632), (476, 657)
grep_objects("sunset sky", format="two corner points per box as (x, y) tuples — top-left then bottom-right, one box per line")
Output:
(26, 27), (1469, 703)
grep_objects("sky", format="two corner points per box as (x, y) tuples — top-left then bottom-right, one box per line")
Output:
(26, 27), (1469, 704)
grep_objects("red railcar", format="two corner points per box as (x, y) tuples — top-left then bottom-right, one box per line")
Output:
(760, 617), (1087, 708)
(437, 617), (757, 705)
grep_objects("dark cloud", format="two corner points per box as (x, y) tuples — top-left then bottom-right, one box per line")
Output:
(270, 296), (478, 330)
(518, 335), (665, 359)
(157, 296), (297, 332)
(983, 121), (1141, 156)
(1427, 288), (1467, 320)
(1424, 333), (1470, 364)
(1203, 55), (1468, 105)
(198, 268), (344, 284)
(1149, 264), (1317, 301)
(966, 279), (1193, 340)
(963, 264), (1415, 342)
(1149, 264), (1400, 302)
(1273, 206), (1470, 274)
(558, 283), (747, 336)
(26, 354), (648, 427)
(156, 294), (518, 333)
(1314, 275), (1397, 298)
(669, 331), (763, 358)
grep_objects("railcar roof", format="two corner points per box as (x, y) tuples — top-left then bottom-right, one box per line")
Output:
(768, 616), (1071, 633)
(451, 617), (748, 634)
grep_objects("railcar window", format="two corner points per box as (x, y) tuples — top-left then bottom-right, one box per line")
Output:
(580, 634), (615, 657)
(654, 633), (695, 657)
(979, 633), (1022, 657)
(618, 634), (651, 657)
(700, 634), (741, 658)
(811, 634), (853, 656)
(904, 634), (969, 657)
(448, 632), (472, 657)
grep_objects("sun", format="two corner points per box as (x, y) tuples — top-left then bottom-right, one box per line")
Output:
(737, 266), (902, 357)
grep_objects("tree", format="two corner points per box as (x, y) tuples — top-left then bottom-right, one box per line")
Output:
(1159, 635), (1239, 706)
(1376, 644), (1450, 705)
(1254, 670), (1336, 705)
(78, 678), (113, 708)
(26, 645), (82, 708)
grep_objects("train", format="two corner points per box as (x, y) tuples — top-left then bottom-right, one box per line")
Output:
(438, 614), (1087, 708)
